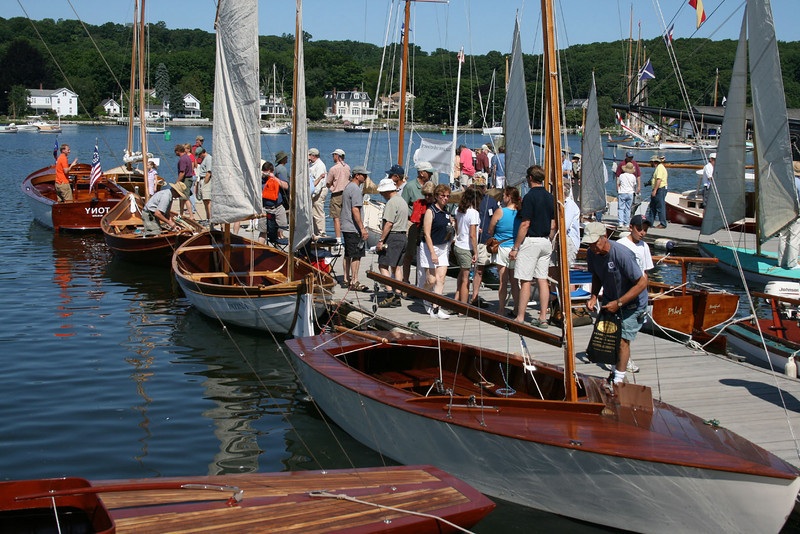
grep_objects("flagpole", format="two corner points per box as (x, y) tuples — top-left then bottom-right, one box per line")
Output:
(450, 46), (464, 188)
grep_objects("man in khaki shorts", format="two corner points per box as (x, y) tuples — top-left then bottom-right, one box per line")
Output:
(326, 148), (351, 243)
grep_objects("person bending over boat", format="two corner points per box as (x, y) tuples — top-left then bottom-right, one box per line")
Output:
(142, 182), (189, 236)
(582, 222), (648, 387)
(55, 144), (77, 202)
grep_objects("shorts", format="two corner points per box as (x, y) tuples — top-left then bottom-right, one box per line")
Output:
(418, 242), (450, 269)
(566, 238), (577, 267)
(475, 243), (491, 266)
(514, 237), (552, 281)
(198, 177), (212, 200)
(329, 192), (343, 218)
(453, 245), (474, 269)
(343, 231), (365, 259)
(492, 246), (515, 269)
(378, 233), (406, 267)
(620, 307), (647, 341)
(258, 206), (288, 232)
(182, 176), (195, 193)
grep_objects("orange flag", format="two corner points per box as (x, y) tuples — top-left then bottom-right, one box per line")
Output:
(689, 0), (706, 29)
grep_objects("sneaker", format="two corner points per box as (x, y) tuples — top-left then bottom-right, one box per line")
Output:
(436, 308), (450, 319)
(626, 360), (640, 373)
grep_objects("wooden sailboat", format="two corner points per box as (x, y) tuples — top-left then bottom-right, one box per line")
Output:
(172, 0), (334, 335)
(285, 3), (800, 531)
(0, 465), (494, 533)
(101, 0), (203, 264)
(698, 0), (800, 283)
(260, 64), (291, 135)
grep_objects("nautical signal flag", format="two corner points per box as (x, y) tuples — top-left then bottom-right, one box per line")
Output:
(457, 49), (465, 63)
(664, 23), (674, 47)
(689, 0), (706, 29)
(638, 58), (655, 81)
(89, 144), (103, 191)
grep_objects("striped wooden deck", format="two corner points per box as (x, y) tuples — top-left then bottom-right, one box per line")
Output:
(326, 260), (800, 471)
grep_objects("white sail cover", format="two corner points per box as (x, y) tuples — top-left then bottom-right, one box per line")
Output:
(210, 0), (263, 224)
(580, 74), (606, 215)
(503, 17), (536, 187)
(414, 137), (454, 176)
(749, 0), (799, 241)
(290, 0), (312, 252)
(701, 16), (748, 236)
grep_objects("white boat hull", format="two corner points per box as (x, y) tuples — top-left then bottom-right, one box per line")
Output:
(175, 279), (325, 332)
(726, 323), (792, 373)
(292, 355), (800, 534)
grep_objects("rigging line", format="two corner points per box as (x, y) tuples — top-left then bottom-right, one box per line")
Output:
(65, 0), (125, 96)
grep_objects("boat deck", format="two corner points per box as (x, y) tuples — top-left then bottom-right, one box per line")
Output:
(325, 256), (800, 471)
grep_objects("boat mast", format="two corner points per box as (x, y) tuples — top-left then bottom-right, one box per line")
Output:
(450, 46), (464, 185)
(126, 0), (138, 168)
(541, 0), (577, 401)
(397, 0), (412, 165)
(138, 0), (149, 198)
(288, 3), (302, 281)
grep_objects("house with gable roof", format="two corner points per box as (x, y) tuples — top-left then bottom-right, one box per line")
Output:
(323, 89), (377, 124)
(27, 87), (79, 117)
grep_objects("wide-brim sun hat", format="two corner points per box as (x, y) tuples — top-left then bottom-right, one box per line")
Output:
(377, 177), (398, 192)
(170, 181), (189, 200)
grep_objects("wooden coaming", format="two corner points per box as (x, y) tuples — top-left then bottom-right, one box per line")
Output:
(287, 331), (800, 480)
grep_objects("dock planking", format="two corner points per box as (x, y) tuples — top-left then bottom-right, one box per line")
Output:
(325, 259), (800, 472)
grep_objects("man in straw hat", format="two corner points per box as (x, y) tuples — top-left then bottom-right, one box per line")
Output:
(375, 177), (409, 308)
(647, 155), (668, 228)
(142, 181), (189, 236)
(582, 221), (648, 389)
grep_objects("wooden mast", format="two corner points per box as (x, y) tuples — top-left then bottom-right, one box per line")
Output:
(397, 0), (411, 165)
(126, 0), (138, 170)
(541, 0), (577, 402)
(288, 0), (302, 282)
(138, 0), (149, 199)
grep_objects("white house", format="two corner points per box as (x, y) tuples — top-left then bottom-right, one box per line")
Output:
(100, 98), (121, 117)
(378, 91), (415, 118)
(27, 87), (79, 117)
(324, 89), (377, 124)
(260, 93), (289, 119)
(181, 93), (201, 119)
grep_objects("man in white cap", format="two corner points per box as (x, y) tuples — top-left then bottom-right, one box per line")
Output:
(376, 177), (409, 307)
(142, 182), (189, 236)
(402, 161), (436, 285)
(326, 148), (351, 243)
(701, 152), (716, 208)
(308, 148), (328, 237)
(582, 221), (648, 388)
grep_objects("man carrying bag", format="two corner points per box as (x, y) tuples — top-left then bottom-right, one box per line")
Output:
(581, 222), (648, 390)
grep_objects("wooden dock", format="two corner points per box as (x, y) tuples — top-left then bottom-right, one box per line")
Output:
(324, 255), (800, 471)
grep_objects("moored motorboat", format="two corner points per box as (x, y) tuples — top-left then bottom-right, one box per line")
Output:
(0, 465), (495, 533)
(21, 163), (129, 232)
(666, 189), (755, 231)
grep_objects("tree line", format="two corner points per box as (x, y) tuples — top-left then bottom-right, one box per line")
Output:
(1, 16), (800, 127)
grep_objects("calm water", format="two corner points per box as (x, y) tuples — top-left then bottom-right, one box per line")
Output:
(0, 125), (761, 532)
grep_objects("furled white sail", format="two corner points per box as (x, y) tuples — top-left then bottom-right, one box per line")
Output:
(290, 0), (312, 252)
(701, 15), (748, 236)
(210, 0), (262, 224)
(580, 73), (607, 215)
(749, 0), (799, 241)
(503, 17), (536, 187)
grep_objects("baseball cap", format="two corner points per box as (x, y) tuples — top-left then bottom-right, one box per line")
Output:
(385, 164), (405, 176)
(416, 161), (435, 173)
(308, 148), (320, 156)
(625, 151), (634, 158)
(709, 152), (717, 159)
(332, 148), (346, 157)
(351, 165), (370, 176)
(581, 222), (607, 244)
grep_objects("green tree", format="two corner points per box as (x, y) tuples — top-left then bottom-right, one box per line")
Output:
(307, 96), (327, 121)
(154, 63), (170, 103)
(7, 85), (29, 118)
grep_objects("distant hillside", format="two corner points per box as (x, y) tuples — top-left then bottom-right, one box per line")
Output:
(1, 16), (799, 127)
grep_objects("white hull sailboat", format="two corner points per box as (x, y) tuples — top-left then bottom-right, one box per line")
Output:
(286, 2), (800, 532)
(172, 0), (334, 336)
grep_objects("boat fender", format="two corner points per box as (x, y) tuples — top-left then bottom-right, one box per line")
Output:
(785, 356), (797, 378)
(345, 311), (368, 326)
(653, 238), (675, 251)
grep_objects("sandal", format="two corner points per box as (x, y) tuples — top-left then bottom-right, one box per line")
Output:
(350, 282), (370, 292)
(531, 318), (549, 329)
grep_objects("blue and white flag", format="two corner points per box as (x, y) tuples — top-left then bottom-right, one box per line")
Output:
(89, 144), (103, 191)
(638, 58), (655, 80)
(53, 137), (59, 160)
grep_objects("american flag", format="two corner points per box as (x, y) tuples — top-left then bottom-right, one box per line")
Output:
(457, 49), (465, 64)
(89, 144), (102, 191)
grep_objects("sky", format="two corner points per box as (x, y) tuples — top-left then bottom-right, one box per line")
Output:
(8, 0), (800, 56)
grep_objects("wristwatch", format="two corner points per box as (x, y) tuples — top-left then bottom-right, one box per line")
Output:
(617, 299), (623, 308)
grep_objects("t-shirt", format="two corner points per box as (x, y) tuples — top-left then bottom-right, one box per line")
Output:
(55, 153), (70, 185)
(565, 196), (580, 251)
(455, 207), (480, 250)
(401, 178), (425, 210)
(702, 162), (714, 187)
(382, 194), (409, 233)
(340, 180), (363, 233)
(492, 153), (505, 178)
(617, 236), (654, 272)
(327, 161), (351, 194)
(618, 172), (637, 194)
(144, 188), (173, 215)
(178, 154), (194, 179)
(652, 162), (668, 190)
(517, 186), (555, 238)
(459, 149), (475, 176)
(477, 194), (499, 244)
(586, 240), (647, 310)
(196, 154), (213, 179)
(615, 159), (641, 178)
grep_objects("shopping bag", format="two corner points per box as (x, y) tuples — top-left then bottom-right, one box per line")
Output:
(585, 310), (621, 365)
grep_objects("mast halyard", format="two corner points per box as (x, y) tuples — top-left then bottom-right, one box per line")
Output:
(541, 0), (577, 402)
(138, 0), (149, 199)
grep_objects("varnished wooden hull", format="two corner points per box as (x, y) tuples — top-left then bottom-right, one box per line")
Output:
(21, 164), (129, 232)
(665, 190), (755, 232)
(648, 282), (739, 336)
(172, 230), (336, 334)
(287, 332), (800, 533)
(101, 193), (203, 264)
(0, 466), (494, 533)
